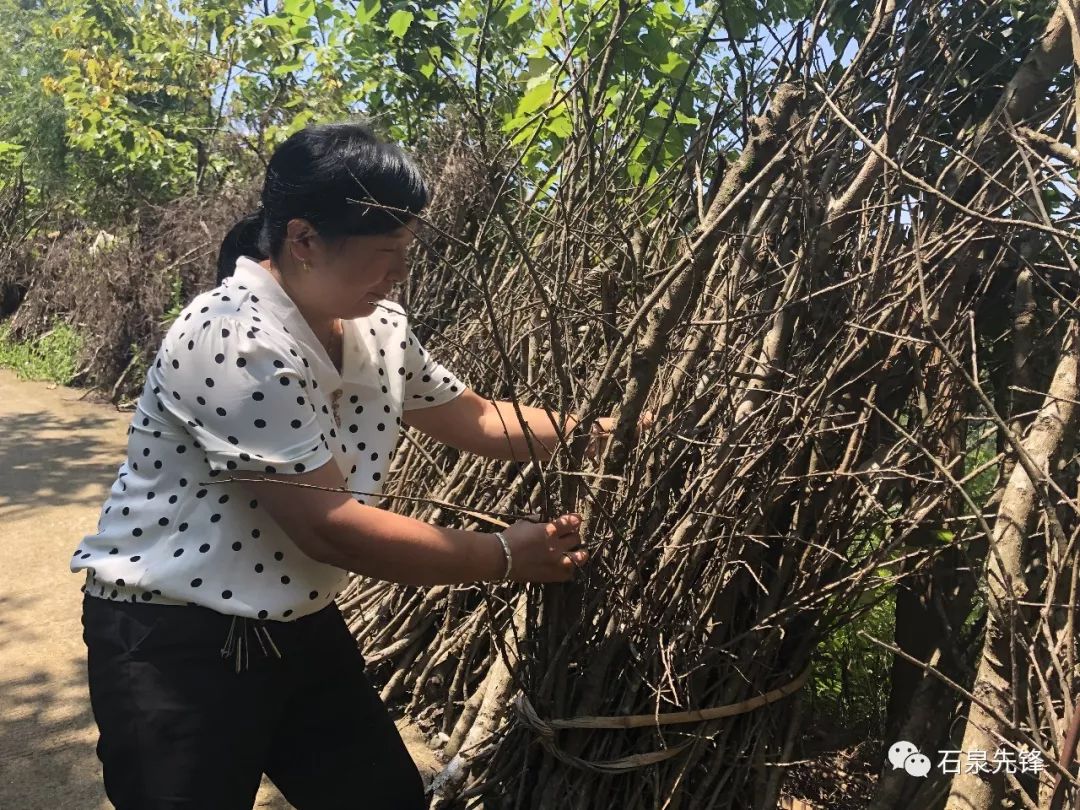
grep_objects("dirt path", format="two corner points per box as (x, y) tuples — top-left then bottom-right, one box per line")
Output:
(0, 369), (440, 809)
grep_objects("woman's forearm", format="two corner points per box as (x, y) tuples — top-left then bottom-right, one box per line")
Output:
(315, 500), (505, 586)
(484, 400), (582, 462)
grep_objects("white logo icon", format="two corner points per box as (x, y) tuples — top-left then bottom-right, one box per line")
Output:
(887, 740), (931, 777)
(889, 740), (1045, 777)
(888, 741), (920, 770)
(904, 752), (932, 777)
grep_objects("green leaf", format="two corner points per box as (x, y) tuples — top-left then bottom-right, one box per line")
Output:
(516, 78), (554, 117)
(674, 111), (698, 126)
(524, 57), (551, 80)
(501, 113), (527, 133)
(507, 3), (530, 25)
(724, 7), (749, 40)
(387, 10), (414, 40)
(288, 108), (316, 133)
(256, 15), (291, 31)
(354, 0), (380, 24)
(272, 60), (305, 75)
(547, 114), (572, 138)
(314, 1), (334, 24)
(658, 50), (686, 75)
(510, 119), (541, 146)
(283, 0), (315, 19)
(627, 139), (648, 182)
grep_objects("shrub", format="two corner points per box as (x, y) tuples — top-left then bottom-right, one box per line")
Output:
(0, 319), (83, 384)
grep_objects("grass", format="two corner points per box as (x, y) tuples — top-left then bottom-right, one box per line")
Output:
(811, 588), (895, 738)
(0, 320), (84, 385)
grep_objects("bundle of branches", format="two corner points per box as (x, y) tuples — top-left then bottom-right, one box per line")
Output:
(336, 3), (1080, 807)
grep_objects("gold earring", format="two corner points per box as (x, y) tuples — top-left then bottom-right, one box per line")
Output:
(302, 259), (312, 272)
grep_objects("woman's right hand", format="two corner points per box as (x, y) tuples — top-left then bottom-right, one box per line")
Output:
(495, 513), (588, 583)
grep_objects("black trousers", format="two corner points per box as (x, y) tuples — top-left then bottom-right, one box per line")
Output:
(81, 594), (426, 810)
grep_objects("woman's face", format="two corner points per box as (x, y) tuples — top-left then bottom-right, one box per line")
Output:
(282, 217), (418, 321)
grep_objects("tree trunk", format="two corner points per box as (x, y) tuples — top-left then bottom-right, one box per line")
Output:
(945, 317), (1080, 810)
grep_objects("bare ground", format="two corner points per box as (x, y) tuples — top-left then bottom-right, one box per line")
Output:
(0, 369), (441, 809)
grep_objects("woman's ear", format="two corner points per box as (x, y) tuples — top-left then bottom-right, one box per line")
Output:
(285, 218), (318, 265)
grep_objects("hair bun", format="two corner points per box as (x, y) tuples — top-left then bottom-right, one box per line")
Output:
(216, 209), (269, 285)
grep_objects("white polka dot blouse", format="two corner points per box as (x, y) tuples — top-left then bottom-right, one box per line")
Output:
(71, 256), (466, 620)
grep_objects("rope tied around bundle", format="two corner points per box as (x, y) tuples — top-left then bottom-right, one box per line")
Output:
(511, 663), (812, 773)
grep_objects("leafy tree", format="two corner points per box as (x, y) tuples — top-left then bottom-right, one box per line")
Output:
(43, 0), (244, 211)
(0, 0), (69, 201)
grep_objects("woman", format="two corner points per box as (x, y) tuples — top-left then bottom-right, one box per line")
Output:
(71, 122), (625, 809)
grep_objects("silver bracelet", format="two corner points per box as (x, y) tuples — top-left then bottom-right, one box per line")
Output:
(493, 531), (513, 581)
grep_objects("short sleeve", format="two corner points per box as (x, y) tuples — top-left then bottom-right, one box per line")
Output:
(150, 316), (334, 474)
(402, 324), (466, 411)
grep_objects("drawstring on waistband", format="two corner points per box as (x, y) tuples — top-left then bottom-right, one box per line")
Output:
(220, 615), (282, 673)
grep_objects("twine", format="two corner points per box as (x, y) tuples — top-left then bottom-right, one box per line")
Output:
(512, 664), (811, 773)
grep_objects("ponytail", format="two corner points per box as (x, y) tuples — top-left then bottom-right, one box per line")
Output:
(216, 209), (268, 284)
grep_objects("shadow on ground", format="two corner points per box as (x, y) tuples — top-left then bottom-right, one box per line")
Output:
(0, 629), (104, 809)
(0, 409), (128, 519)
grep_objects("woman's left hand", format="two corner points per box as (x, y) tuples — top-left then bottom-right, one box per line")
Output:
(585, 410), (655, 462)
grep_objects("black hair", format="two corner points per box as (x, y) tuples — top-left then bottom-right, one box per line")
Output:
(215, 121), (429, 282)
(216, 211), (267, 285)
